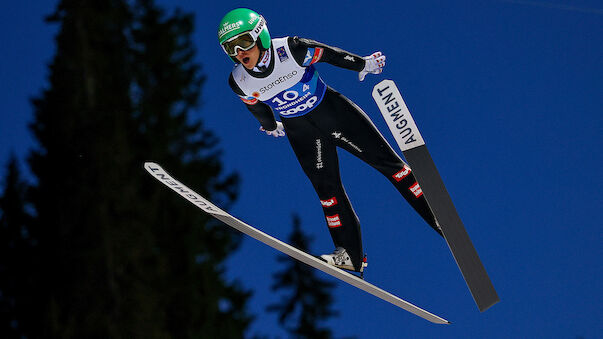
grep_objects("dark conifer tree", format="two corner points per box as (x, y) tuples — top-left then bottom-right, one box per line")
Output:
(0, 0), (253, 338)
(267, 215), (338, 339)
(0, 156), (35, 339)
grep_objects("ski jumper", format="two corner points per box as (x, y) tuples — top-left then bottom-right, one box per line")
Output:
(228, 37), (442, 271)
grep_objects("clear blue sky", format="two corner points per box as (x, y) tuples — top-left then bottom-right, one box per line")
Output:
(1, 1), (602, 338)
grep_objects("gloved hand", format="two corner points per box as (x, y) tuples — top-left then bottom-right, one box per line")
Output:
(260, 121), (285, 137)
(358, 52), (386, 81)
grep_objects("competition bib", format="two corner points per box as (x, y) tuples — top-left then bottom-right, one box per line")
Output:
(232, 37), (326, 118)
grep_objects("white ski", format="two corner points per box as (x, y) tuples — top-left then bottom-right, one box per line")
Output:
(144, 162), (449, 324)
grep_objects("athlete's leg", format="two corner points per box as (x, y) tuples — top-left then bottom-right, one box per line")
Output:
(318, 88), (442, 236)
(281, 115), (365, 269)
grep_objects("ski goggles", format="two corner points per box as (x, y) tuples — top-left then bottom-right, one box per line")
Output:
(221, 16), (266, 56)
(221, 32), (257, 56)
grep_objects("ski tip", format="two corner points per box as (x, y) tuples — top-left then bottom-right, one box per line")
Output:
(143, 161), (160, 170)
(429, 315), (451, 325)
(416, 312), (450, 325)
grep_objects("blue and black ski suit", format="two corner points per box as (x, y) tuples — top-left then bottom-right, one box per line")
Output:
(228, 36), (441, 271)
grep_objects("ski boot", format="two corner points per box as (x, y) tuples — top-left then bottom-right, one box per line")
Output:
(319, 247), (368, 278)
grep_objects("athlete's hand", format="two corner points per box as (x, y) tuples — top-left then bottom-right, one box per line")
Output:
(260, 121), (285, 137)
(359, 52), (386, 81)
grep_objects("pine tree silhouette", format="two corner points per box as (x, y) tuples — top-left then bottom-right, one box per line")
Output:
(0, 155), (35, 339)
(0, 1), (251, 338)
(267, 214), (338, 339)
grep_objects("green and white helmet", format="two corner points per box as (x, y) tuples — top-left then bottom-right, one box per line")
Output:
(218, 8), (271, 62)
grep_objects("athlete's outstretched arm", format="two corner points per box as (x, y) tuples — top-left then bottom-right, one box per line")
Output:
(288, 37), (385, 81)
(288, 36), (365, 71)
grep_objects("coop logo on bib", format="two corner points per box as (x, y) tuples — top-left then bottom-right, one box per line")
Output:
(266, 66), (326, 118)
(276, 93), (318, 116)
